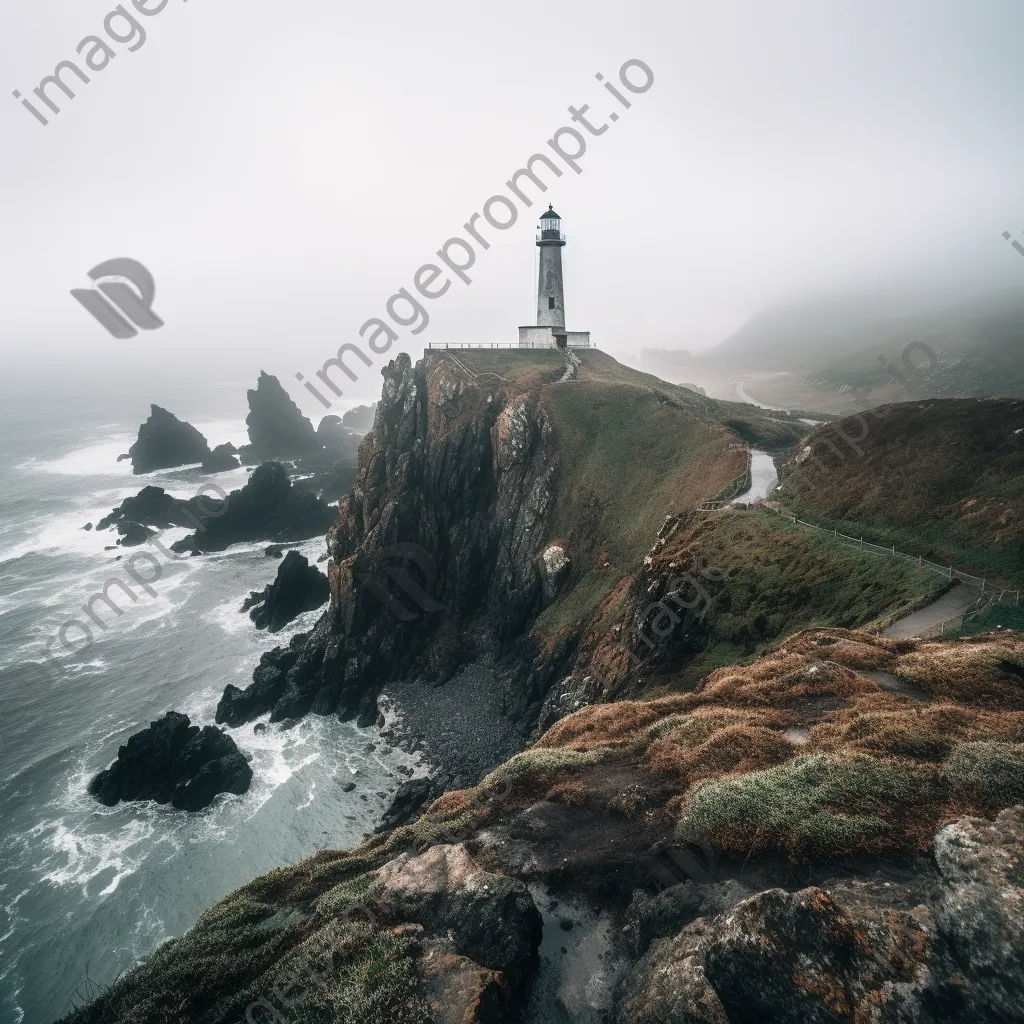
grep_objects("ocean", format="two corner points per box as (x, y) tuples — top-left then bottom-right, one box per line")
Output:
(0, 370), (413, 1024)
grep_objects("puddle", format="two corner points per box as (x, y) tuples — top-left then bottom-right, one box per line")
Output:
(858, 669), (932, 703)
(783, 726), (810, 745)
(526, 884), (624, 1023)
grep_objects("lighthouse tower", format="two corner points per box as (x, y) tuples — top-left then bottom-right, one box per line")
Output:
(518, 205), (591, 349)
(536, 205), (566, 330)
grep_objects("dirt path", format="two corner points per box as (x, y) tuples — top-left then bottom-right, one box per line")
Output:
(882, 584), (982, 638)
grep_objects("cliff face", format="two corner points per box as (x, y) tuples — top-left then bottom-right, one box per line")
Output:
(218, 352), (562, 728)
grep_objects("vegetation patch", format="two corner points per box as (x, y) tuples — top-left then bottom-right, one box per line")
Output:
(947, 741), (1024, 806)
(685, 753), (930, 858)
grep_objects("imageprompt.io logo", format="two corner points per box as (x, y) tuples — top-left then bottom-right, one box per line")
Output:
(353, 543), (445, 622)
(71, 258), (164, 339)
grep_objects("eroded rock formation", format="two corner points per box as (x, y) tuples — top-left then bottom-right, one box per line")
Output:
(241, 550), (330, 632)
(88, 711), (252, 812)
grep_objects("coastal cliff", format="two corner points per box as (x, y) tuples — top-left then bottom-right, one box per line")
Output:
(216, 348), (809, 735)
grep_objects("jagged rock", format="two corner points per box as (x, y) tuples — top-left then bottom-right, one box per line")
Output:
(342, 403), (377, 432)
(376, 777), (436, 833)
(116, 521), (156, 547)
(376, 844), (542, 989)
(219, 352), (556, 726)
(201, 442), (241, 473)
(216, 632), (309, 726)
(240, 550), (329, 632)
(170, 462), (335, 554)
(97, 485), (203, 532)
(88, 711), (252, 812)
(127, 405), (210, 474)
(264, 545), (284, 558)
(83, 522), (93, 531)
(243, 371), (323, 460)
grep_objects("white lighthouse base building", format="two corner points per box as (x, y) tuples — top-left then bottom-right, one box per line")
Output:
(517, 325), (591, 349)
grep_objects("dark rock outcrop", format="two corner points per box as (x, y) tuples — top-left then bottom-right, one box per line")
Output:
(216, 632), (309, 727)
(116, 521), (156, 547)
(202, 442), (241, 473)
(88, 711), (252, 812)
(240, 550), (329, 632)
(128, 405), (211, 474)
(170, 462), (335, 554)
(376, 776), (437, 833)
(315, 414), (358, 456)
(97, 485), (202, 532)
(243, 371), (322, 460)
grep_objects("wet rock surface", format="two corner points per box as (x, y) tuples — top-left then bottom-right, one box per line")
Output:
(88, 711), (252, 812)
(241, 550), (329, 632)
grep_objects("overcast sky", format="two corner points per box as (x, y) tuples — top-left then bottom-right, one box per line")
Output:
(2, 0), (1023, 409)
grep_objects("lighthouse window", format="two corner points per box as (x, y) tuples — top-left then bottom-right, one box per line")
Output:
(548, 297), (556, 309)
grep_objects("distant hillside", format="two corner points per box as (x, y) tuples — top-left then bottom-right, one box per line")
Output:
(775, 397), (1024, 583)
(708, 293), (929, 371)
(704, 290), (1024, 411)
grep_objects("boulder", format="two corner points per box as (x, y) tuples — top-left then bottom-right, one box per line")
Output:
(376, 844), (542, 989)
(202, 442), (241, 473)
(243, 371), (322, 460)
(88, 711), (252, 812)
(240, 550), (329, 632)
(128, 405), (210, 474)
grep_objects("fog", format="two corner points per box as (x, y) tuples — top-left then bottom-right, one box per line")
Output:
(1, 0), (1022, 410)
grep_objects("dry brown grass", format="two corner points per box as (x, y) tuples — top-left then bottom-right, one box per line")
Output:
(518, 627), (1024, 859)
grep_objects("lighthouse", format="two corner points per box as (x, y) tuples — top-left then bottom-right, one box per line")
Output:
(518, 205), (591, 349)
(537, 205), (566, 329)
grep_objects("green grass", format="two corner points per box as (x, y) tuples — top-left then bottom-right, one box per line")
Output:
(667, 511), (942, 683)
(776, 398), (1024, 584)
(453, 348), (565, 384)
(947, 742), (1024, 805)
(685, 753), (932, 857)
(535, 381), (743, 631)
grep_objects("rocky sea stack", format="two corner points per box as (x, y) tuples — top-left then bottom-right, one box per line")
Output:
(88, 711), (252, 812)
(244, 370), (323, 460)
(127, 405), (210, 474)
(241, 549), (330, 631)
